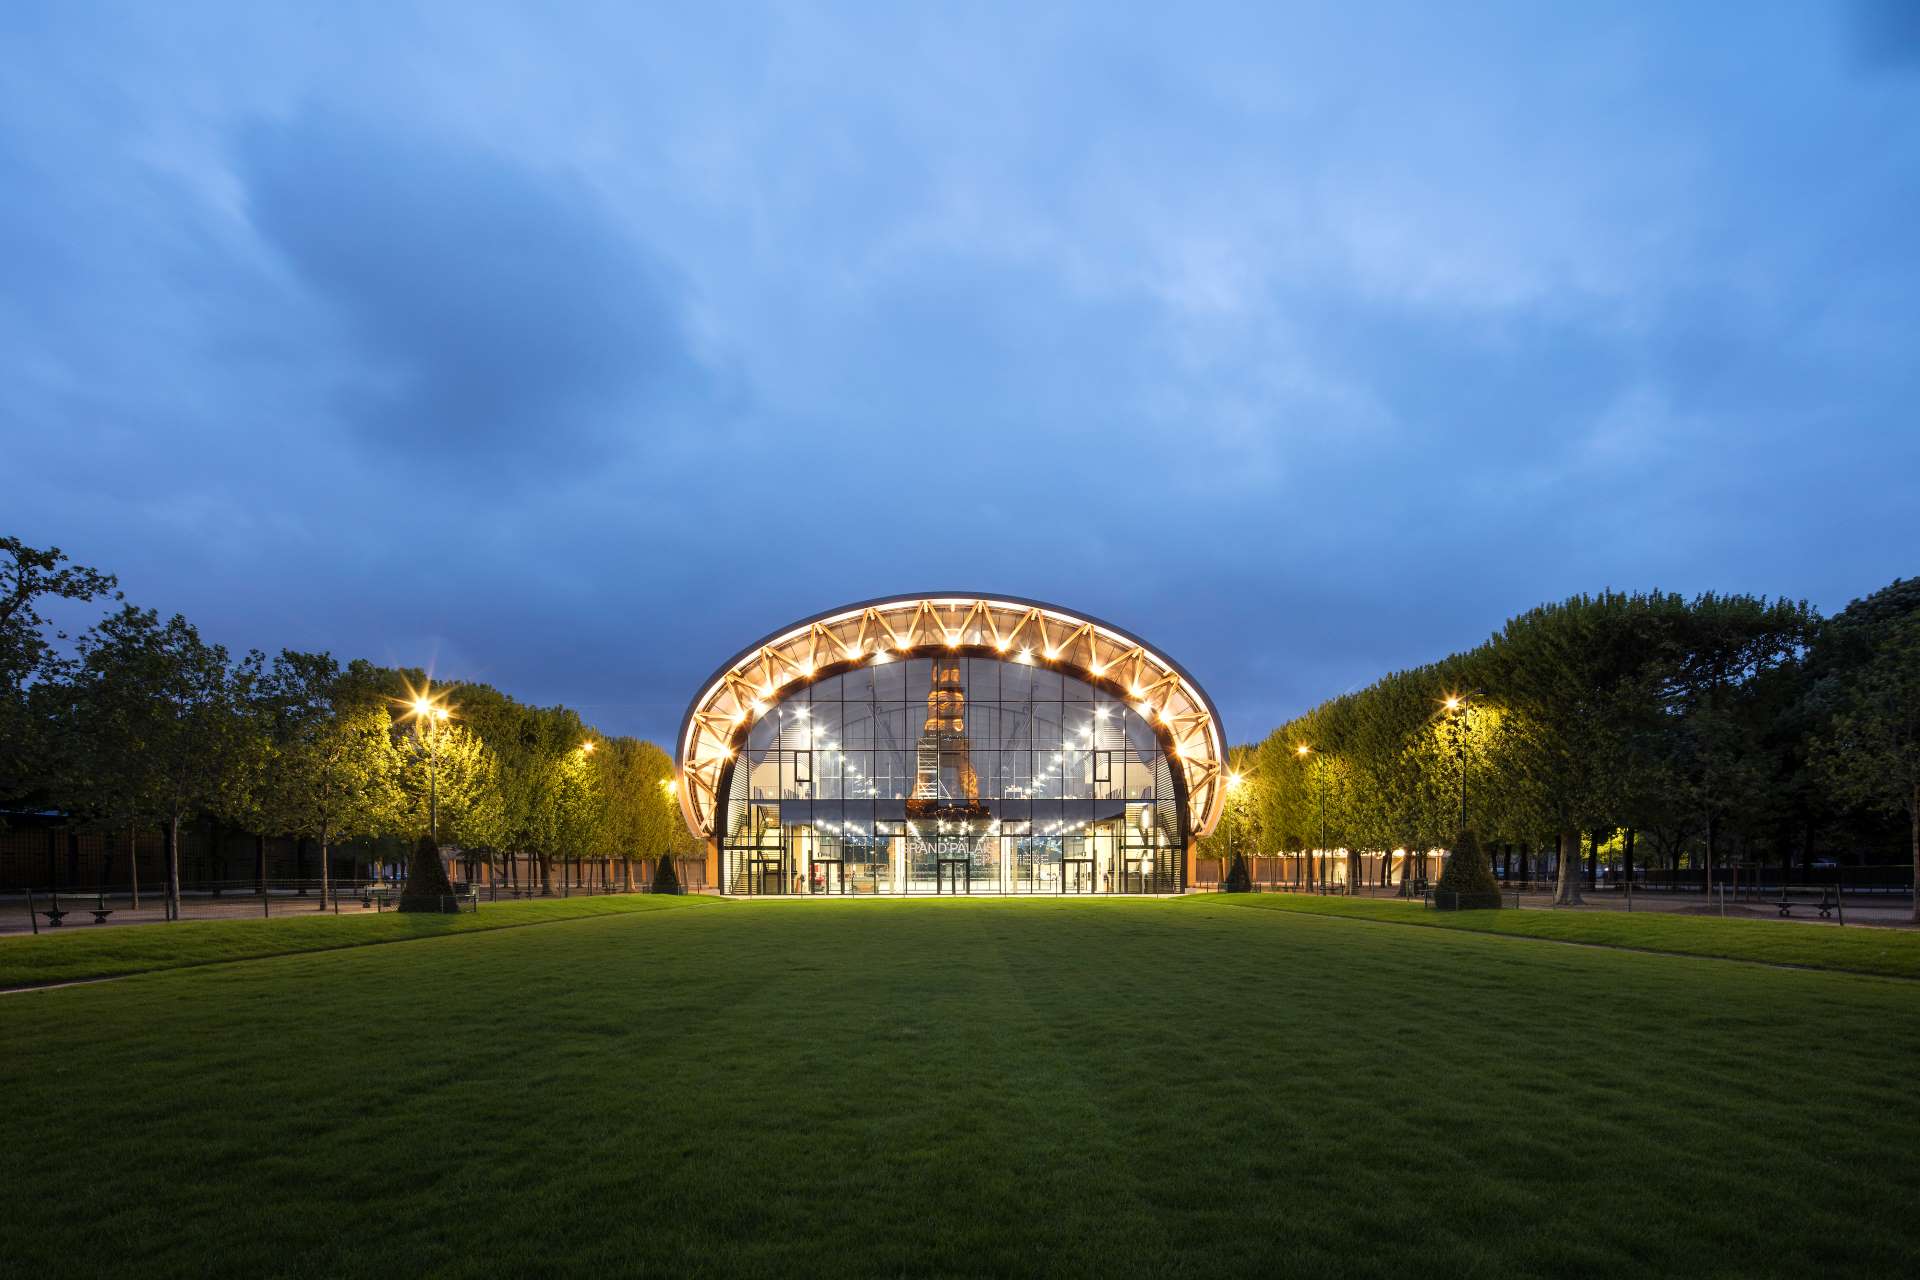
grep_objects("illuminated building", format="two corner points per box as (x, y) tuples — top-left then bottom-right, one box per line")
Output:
(674, 595), (1226, 895)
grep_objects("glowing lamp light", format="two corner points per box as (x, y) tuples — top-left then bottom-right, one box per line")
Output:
(581, 740), (595, 753)
(1444, 695), (1462, 712)
(1296, 743), (1311, 757)
(411, 698), (433, 717)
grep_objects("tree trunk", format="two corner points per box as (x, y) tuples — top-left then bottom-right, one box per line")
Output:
(539, 854), (552, 895)
(318, 822), (332, 912)
(256, 833), (268, 894)
(128, 824), (140, 910)
(1623, 828), (1635, 883)
(1910, 783), (1918, 926)
(167, 814), (182, 920)
(1553, 829), (1584, 906)
(1703, 812), (1716, 902)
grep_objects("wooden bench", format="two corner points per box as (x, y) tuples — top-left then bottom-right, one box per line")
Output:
(1775, 888), (1842, 920)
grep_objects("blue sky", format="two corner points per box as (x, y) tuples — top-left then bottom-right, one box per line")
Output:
(3, 2), (1917, 744)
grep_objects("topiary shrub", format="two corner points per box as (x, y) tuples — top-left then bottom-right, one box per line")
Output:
(398, 833), (460, 912)
(1433, 828), (1502, 910)
(1223, 852), (1253, 893)
(651, 854), (681, 895)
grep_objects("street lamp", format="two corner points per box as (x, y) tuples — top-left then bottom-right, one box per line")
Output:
(1296, 743), (1330, 892)
(1442, 692), (1481, 834)
(402, 685), (454, 843)
(1226, 770), (1246, 884)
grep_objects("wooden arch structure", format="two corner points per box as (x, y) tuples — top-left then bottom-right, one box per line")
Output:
(675, 594), (1228, 884)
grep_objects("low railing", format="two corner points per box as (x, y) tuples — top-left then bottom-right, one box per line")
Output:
(5, 875), (690, 934)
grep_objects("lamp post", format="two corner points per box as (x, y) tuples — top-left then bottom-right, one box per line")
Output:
(1442, 692), (1484, 834)
(1226, 769), (1247, 886)
(407, 702), (447, 840)
(406, 690), (452, 844)
(1226, 769), (1241, 863)
(1297, 743), (1329, 892)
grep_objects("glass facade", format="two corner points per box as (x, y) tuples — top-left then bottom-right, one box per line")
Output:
(717, 654), (1185, 894)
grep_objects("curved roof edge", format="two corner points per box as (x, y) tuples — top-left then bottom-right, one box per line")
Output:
(673, 593), (1228, 844)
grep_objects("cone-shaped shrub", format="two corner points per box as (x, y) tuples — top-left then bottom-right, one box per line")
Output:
(1223, 851), (1253, 893)
(398, 832), (458, 912)
(1433, 828), (1502, 910)
(651, 854), (681, 895)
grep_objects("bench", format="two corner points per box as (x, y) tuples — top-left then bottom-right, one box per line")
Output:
(40, 907), (69, 927)
(1775, 888), (1842, 920)
(89, 905), (115, 924)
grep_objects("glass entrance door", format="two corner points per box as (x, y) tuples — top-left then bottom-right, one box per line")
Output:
(936, 857), (970, 894)
(809, 858), (846, 895)
(748, 855), (785, 895)
(1062, 858), (1094, 894)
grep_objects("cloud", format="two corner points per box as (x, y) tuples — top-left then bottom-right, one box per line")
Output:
(236, 110), (710, 478)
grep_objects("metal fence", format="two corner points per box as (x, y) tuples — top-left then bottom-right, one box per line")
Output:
(6, 874), (689, 935)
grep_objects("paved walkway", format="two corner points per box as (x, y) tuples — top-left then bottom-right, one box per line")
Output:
(0, 892), (385, 935)
(1267, 883), (1918, 928)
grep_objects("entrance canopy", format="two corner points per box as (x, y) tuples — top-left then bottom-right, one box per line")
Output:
(675, 594), (1227, 845)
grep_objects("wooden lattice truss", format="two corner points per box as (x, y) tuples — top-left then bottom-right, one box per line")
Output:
(675, 596), (1227, 843)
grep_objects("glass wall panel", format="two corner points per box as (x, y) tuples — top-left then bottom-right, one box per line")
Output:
(718, 653), (1186, 893)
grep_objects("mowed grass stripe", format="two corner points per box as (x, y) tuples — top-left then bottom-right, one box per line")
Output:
(0, 892), (716, 989)
(3, 900), (1917, 1278)
(1206, 891), (1920, 979)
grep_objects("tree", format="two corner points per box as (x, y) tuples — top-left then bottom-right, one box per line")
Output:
(1659, 594), (1815, 896)
(1482, 593), (1674, 906)
(596, 737), (681, 889)
(0, 536), (119, 814)
(399, 720), (505, 850)
(1813, 612), (1920, 923)
(64, 607), (260, 915)
(258, 653), (405, 908)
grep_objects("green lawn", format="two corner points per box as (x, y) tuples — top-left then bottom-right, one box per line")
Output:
(0, 893), (709, 988)
(1218, 891), (1920, 978)
(3, 898), (1916, 1278)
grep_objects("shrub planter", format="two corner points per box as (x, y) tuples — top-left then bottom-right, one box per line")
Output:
(1223, 853), (1253, 893)
(1432, 828), (1502, 911)
(651, 855), (681, 895)
(397, 833), (459, 913)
